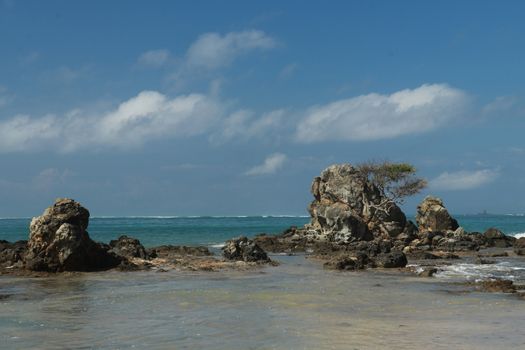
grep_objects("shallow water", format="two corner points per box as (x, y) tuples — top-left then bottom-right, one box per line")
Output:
(1, 255), (525, 349)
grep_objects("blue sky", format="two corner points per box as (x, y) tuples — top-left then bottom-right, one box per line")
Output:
(0, 0), (524, 216)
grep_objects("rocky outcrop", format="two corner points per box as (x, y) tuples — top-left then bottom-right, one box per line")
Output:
(109, 235), (148, 259)
(306, 164), (409, 244)
(416, 196), (459, 232)
(24, 198), (121, 272)
(222, 236), (270, 263)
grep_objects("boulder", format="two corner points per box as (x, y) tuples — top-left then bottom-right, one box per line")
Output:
(323, 253), (370, 270)
(416, 196), (459, 232)
(375, 251), (408, 268)
(109, 235), (148, 259)
(482, 228), (515, 248)
(222, 236), (270, 263)
(514, 237), (525, 256)
(24, 198), (121, 272)
(306, 164), (409, 243)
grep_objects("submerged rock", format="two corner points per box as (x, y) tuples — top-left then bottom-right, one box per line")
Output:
(416, 196), (459, 232)
(24, 198), (121, 272)
(222, 236), (270, 263)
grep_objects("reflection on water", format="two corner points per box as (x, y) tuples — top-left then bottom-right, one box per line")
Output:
(1, 256), (525, 349)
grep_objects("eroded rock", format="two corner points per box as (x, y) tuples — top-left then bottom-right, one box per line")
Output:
(416, 196), (459, 232)
(24, 198), (121, 272)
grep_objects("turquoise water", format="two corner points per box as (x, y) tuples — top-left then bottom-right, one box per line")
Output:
(1, 215), (525, 247)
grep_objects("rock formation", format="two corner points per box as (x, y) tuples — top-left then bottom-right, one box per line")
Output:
(416, 196), (459, 232)
(24, 198), (121, 272)
(306, 164), (409, 244)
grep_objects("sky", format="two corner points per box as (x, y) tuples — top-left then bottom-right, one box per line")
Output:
(0, 0), (524, 216)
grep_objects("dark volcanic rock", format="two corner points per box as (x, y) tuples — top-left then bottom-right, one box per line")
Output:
(0, 240), (27, 267)
(483, 228), (515, 248)
(24, 198), (121, 272)
(222, 236), (270, 263)
(147, 245), (213, 259)
(323, 253), (370, 270)
(416, 196), (459, 232)
(375, 251), (408, 268)
(109, 235), (148, 259)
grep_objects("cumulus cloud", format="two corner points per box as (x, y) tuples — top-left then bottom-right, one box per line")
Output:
(185, 30), (276, 70)
(137, 49), (171, 67)
(245, 153), (287, 176)
(295, 84), (470, 142)
(430, 169), (499, 191)
(0, 90), (225, 152)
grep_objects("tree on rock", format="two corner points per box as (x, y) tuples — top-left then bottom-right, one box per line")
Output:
(356, 161), (427, 217)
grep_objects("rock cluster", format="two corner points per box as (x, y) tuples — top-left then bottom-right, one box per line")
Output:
(0, 198), (253, 274)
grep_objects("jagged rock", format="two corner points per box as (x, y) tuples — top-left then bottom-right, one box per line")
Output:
(306, 164), (408, 244)
(24, 198), (121, 272)
(483, 228), (515, 248)
(514, 237), (525, 256)
(253, 226), (309, 253)
(109, 235), (148, 259)
(0, 240), (27, 267)
(147, 245), (213, 259)
(222, 236), (270, 263)
(375, 251), (408, 268)
(416, 196), (459, 232)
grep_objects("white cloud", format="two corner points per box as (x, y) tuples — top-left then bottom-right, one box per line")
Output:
(212, 109), (284, 142)
(430, 169), (499, 191)
(137, 49), (170, 67)
(0, 90), (225, 152)
(185, 30), (276, 70)
(295, 84), (469, 142)
(245, 153), (287, 176)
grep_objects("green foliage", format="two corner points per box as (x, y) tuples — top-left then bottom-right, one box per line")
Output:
(357, 161), (427, 204)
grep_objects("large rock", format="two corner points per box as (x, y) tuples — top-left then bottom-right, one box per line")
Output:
(25, 198), (121, 272)
(306, 164), (408, 244)
(222, 236), (270, 263)
(416, 196), (459, 232)
(514, 237), (525, 255)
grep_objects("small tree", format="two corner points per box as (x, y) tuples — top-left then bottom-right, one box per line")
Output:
(356, 161), (427, 217)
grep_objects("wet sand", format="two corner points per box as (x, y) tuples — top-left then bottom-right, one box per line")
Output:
(1, 255), (524, 349)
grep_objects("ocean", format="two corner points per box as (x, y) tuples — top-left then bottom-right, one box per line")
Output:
(1, 214), (525, 247)
(2, 215), (525, 349)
